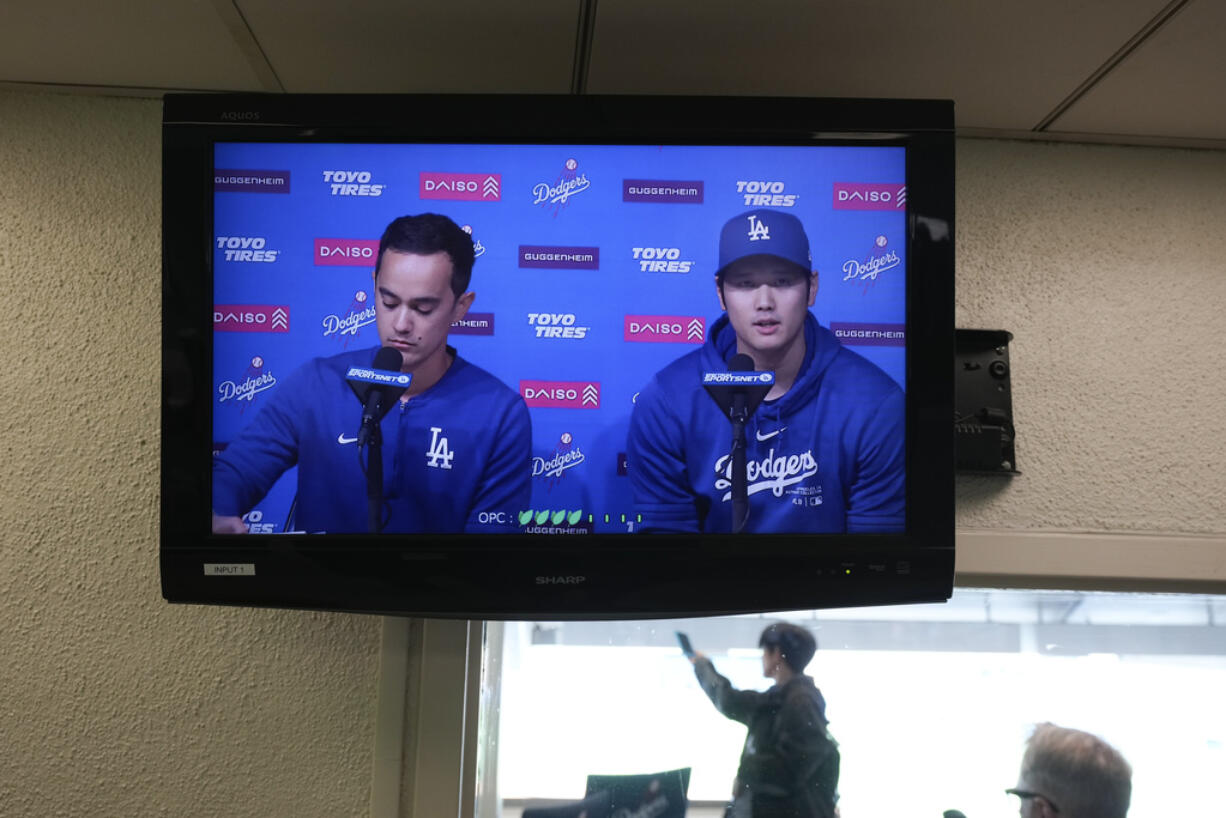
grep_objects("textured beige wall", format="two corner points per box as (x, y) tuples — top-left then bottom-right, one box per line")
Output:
(955, 139), (1226, 535)
(1, 89), (1224, 817)
(0, 91), (381, 817)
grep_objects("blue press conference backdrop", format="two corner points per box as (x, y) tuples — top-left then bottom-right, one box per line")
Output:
(212, 142), (907, 534)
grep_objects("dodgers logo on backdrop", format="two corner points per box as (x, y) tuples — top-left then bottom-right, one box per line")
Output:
(322, 170), (384, 196)
(217, 355), (277, 412)
(624, 315), (704, 344)
(533, 158), (591, 216)
(214, 305), (290, 333)
(520, 380), (600, 409)
(322, 290), (376, 346)
(712, 447), (820, 502)
(737, 180), (798, 207)
(631, 246), (693, 273)
(832, 182), (907, 211)
(459, 224), (486, 258)
(214, 170), (290, 194)
(843, 234), (902, 292)
(216, 236), (279, 262)
(746, 214), (770, 242)
(315, 238), (379, 266)
(528, 312), (590, 339)
(532, 432), (586, 491)
(420, 172), (501, 202)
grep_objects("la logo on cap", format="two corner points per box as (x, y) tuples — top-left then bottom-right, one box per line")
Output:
(746, 214), (770, 242)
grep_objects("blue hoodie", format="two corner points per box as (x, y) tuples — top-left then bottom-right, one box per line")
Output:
(213, 346), (531, 533)
(627, 313), (904, 534)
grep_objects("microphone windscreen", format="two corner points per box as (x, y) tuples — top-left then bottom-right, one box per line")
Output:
(372, 346), (403, 373)
(943, 810), (967, 818)
(729, 353), (754, 372)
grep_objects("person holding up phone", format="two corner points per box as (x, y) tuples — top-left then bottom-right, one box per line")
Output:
(682, 623), (839, 818)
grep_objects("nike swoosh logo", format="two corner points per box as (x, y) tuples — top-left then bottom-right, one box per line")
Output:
(756, 427), (786, 442)
(337, 434), (358, 445)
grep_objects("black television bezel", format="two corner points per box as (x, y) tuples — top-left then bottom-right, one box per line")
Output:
(161, 93), (954, 619)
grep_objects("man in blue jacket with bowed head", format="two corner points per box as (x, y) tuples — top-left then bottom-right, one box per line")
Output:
(212, 213), (531, 534)
(628, 209), (904, 534)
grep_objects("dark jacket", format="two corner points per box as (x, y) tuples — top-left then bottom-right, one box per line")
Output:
(695, 657), (839, 818)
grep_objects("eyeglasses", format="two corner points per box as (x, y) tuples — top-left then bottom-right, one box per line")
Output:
(1006, 789), (1061, 814)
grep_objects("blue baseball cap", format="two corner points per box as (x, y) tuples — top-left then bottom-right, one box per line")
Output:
(717, 209), (812, 278)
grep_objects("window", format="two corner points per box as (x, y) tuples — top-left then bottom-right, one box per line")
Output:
(479, 590), (1226, 817)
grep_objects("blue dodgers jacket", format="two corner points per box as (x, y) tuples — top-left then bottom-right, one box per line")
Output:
(627, 313), (904, 534)
(213, 346), (531, 534)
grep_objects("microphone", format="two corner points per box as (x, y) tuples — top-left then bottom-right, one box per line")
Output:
(354, 346), (406, 447)
(728, 353), (754, 424)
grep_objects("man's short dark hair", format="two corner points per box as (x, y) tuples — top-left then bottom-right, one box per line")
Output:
(759, 622), (817, 673)
(375, 213), (476, 299)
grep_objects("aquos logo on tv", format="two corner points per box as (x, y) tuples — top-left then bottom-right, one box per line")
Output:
(736, 180), (798, 207)
(315, 238), (379, 266)
(624, 315), (705, 344)
(216, 236), (279, 262)
(520, 380), (600, 409)
(214, 304), (290, 333)
(322, 170), (384, 196)
(833, 182), (907, 211)
(420, 172), (501, 201)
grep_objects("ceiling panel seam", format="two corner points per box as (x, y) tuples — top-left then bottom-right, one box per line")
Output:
(208, 0), (285, 92)
(1034, 0), (1193, 132)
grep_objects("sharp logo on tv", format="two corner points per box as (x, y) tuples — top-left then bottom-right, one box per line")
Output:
(217, 355), (278, 408)
(533, 432), (586, 487)
(214, 305), (290, 333)
(520, 380), (600, 409)
(736, 180), (799, 207)
(322, 291), (375, 344)
(843, 234), (901, 289)
(420, 172), (501, 201)
(632, 246), (693, 273)
(315, 238), (379, 266)
(216, 236), (279, 263)
(518, 245), (599, 270)
(322, 170), (385, 197)
(830, 322), (906, 347)
(451, 312), (494, 336)
(528, 312), (589, 340)
(713, 447), (820, 502)
(459, 224), (486, 258)
(214, 169), (290, 193)
(623, 179), (704, 204)
(833, 182), (907, 210)
(624, 315), (705, 344)
(533, 157), (590, 215)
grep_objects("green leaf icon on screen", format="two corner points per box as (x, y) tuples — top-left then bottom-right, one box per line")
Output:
(534, 510), (550, 525)
(550, 509), (566, 525)
(518, 510), (533, 526)
(567, 509), (583, 525)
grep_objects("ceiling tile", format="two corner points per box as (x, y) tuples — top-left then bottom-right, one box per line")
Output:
(237, 0), (580, 93)
(585, 0), (1172, 131)
(0, 0), (266, 91)
(1047, 0), (1226, 140)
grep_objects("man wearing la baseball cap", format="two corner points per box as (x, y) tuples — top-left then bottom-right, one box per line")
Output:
(627, 208), (905, 534)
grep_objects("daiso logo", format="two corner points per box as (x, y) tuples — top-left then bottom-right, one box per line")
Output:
(833, 182), (907, 211)
(420, 172), (501, 201)
(520, 380), (600, 409)
(315, 238), (379, 266)
(624, 315), (705, 344)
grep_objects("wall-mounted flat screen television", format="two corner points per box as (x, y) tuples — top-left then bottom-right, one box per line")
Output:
(161, 94), (954, 618)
